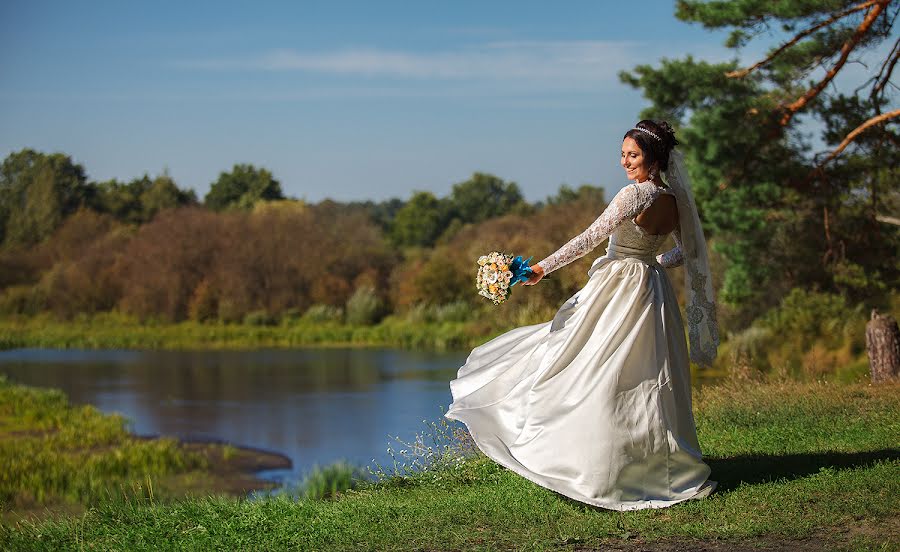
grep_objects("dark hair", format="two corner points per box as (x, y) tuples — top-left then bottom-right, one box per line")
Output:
(623, 120), (679, 171)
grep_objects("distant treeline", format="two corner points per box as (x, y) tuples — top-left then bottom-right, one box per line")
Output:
(0, 148), (619, 325)
(3, 146), (899, 379)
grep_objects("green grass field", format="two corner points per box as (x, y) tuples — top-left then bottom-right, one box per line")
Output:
(1, 377), (897, 551)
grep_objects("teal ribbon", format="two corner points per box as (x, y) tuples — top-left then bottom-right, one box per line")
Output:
(509, 255), (535, 287)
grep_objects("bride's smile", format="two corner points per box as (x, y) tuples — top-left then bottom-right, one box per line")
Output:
(621, 136), (653, 183)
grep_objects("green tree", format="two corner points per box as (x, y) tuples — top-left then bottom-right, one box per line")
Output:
(140, 173), (198, 220)
(90, 178), (144, 224)
(91, 172), (197, 224)
(0, 149), (90, 247)
(448, 172), (530, 224)
(538, 183), (606, 209)
(389, 191), (450, 247)
(204, 164), (284, 211)
(619, 0), (899, 320)
(346, 197), (405, 232)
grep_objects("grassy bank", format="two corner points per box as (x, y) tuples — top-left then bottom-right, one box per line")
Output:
(2, 379), (898, 550)
(0, 312), (497, 352)
(0, 374), (289, 526)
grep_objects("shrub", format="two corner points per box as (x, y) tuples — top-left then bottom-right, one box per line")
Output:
(0, 284), (47, 316)
(760, 288), (864, 352)
(243, 309), (277, 326)
(717, 288), (871, 381)
(187, 279), (218, 322)
(345, 285), (385, 325)
(405, 300), (474, 324)
(301, 304), (344, 323)
(279, 307), (303, 325)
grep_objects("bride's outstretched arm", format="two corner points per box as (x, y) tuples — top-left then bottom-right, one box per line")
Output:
(535, 184), (651, 275)
(656, 227), (684, 268)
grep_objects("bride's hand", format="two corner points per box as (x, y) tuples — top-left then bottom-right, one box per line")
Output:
(523, 264), (545, 286)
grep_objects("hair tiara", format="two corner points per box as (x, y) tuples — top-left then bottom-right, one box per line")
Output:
(631, 126), (661, 142)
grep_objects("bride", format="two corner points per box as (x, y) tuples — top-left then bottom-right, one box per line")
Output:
(444, 120), (720, 510)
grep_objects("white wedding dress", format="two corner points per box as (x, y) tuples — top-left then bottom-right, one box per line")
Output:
(444, 180), (717, 510)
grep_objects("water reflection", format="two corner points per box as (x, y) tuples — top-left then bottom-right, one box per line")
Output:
(0, 348), (469, 492)
(0, 347), (726, 495)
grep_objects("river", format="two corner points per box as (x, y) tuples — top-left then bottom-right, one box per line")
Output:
(0, 347), (471, 494)
(0, 346), (726, 495)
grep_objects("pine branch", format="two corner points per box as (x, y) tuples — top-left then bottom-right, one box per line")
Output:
(779, 0), (890, 127)
(871, 36), (900, 103)
(815, 108), (900, 169)
(726, 0), (880, 79)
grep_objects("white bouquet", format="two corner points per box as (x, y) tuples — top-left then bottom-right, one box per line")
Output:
(475, 251), (534, 305)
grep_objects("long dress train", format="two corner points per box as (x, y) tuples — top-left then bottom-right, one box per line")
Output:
(444, 180), (717, 511)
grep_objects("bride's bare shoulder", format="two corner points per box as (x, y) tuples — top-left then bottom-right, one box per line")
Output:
(634, 188), (678, 234)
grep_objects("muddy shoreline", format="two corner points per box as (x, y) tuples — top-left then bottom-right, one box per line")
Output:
(132, 433), (294, 496)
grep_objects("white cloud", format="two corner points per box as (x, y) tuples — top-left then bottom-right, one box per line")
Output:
(177, 40), (654, 85)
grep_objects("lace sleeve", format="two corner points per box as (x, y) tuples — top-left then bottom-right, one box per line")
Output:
(535, 183), (656, 275)
(656, 226), (684, 268)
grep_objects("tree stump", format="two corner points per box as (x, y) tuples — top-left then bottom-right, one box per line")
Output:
(866, 309), (900, 383)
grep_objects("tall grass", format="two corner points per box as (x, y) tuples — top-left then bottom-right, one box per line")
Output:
(0, 374), (213, 516)
(0, 311), (480, 352)
(274, 461), (370, 501)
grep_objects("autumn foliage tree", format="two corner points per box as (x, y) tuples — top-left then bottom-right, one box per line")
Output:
(113, 200), (396, 323)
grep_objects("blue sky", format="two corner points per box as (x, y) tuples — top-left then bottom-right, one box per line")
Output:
(0, 1), (888, 203)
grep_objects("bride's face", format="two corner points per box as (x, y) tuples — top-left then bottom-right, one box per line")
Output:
(621, 137), (651, 183)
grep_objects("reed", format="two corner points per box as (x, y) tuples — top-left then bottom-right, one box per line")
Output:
(276, 461), (371, 501)
(0, 375), (290, 526)
(0, 374), (209, 515)
(0, 312), (485, 352)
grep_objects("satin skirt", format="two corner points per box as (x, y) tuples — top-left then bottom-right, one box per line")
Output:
(445, 251), (715, 510)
